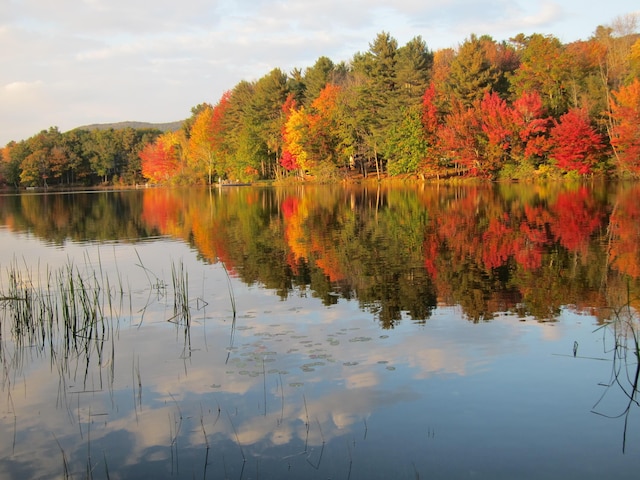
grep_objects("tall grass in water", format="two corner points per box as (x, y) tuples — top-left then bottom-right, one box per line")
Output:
(0, 254), (212, 378)
(169, 259), (193, 359)
(0, 259), (110, 382)
(170, 259), (191, 327)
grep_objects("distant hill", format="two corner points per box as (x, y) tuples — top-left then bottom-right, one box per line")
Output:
(72, 120), (184, 132)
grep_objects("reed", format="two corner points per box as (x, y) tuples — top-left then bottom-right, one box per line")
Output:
(170, 259), (191, 327)
(53, 434), (70, 480)
(592, 295), (640, 453)
(221, 262), (237, 318)
(1, 259), (107, 363)
(200, 404), (211, 479)
(227, 410), (246, 462)
(1, 254), (203, 345)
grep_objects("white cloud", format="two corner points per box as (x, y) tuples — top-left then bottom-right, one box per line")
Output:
(3, 80), (44, 93)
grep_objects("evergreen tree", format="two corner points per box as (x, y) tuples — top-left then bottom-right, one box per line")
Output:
(446, 34), (499, 108)
(395, 36), (433, 106)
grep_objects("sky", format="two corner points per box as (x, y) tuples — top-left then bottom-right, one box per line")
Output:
(1, 0), (639, 146)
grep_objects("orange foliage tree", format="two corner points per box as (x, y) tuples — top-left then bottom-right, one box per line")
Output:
(281, 85), (342, 176)
(140, 133), (179, 183)
(610, 79), (640, 176)
(305, 84), (343, 171)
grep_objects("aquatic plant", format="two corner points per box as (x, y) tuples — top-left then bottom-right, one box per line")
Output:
(0, 255), (212, 379)
(592, 297), (640, 453)
(0, 259), (109, 376)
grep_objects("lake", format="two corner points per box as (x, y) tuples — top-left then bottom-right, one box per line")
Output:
(1, 182), (639, 479)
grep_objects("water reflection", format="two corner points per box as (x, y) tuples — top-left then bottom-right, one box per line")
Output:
(4, 183), (637, 323)
(1, 184), (640, 478)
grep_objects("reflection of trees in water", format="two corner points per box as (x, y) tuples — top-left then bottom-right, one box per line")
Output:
(4, 183), (640, 325)
(0, 190), (152, 244)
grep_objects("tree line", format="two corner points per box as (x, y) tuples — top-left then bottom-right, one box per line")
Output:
(0, 127), (163, 187)
(2, 14), (639, 187)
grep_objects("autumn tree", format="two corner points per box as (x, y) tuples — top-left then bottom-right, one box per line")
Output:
(182, 103), (212, 138)
(0, 142), (24, 187)
(278, 94), (301, 174)
(186, 91), (232, 184)
(610, 78), (640, 175)
(140, 133), (180, 183)
(118, 127), (160, 184)
(281, 84), (343, 177)
(281, 106), (310, 174)
(479, 37), (519, 97)
(419, 83), (446, 177)
(548, 108), (605, 175)
(306, 84), (343, 173)
(438, 100), (483, 176)
(430, 48), (455, 97)
(477, 91), (513, 174)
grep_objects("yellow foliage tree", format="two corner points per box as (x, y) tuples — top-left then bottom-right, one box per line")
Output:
(282, 107), (310, 173)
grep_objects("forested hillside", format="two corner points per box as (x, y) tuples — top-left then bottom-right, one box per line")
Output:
(75, 121), (183, 133)
(2, 14), (639, 187)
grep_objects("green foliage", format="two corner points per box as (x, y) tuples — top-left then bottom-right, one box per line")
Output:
(498, 158), (537, 181)
(385, 105), (427, 175)
(395, 36), (433, 106)
(509, 34), (571, 116)
(2, 126), (163, 188)
(446, 35), (500, 108)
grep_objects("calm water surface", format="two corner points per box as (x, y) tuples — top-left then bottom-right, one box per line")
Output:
(1, 183), (640, 479)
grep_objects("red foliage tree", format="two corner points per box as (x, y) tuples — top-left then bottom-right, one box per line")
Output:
(280, 150), (300, 171)
(510, 91), (551, 161)
(548, 108), (604, 174)
(420, 83), (444, 176)
(421, 83), (439, 133)
(478, 91), (513, 173)
(438, 100), (483, 175)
